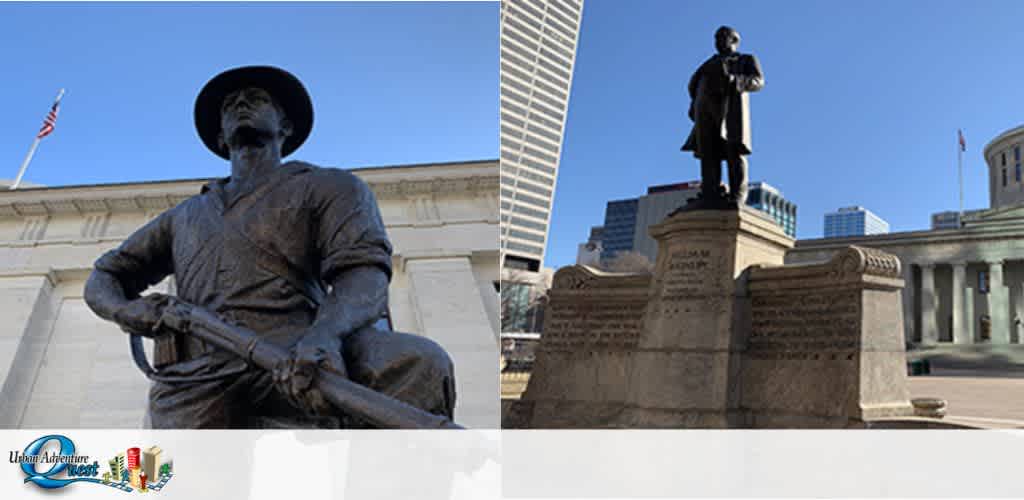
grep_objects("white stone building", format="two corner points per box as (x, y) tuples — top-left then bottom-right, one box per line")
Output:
(0, 160), (499, 429)
(788, 125), (1024, 347)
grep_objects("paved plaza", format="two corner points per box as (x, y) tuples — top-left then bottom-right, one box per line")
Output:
(909, 367), (1024, 428)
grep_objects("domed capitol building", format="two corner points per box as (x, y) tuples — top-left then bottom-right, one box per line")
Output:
(0, 160), (500, 429)
(789, 125), (1024, 348)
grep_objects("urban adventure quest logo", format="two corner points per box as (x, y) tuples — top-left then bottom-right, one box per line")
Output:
(10, 434), (174, 493)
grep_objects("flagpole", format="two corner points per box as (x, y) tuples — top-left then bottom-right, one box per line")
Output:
(954, 134), (962, 218)
(10, 88), (65, 190)
(10, 137), (42, 190)
(958, 130), (964, 227)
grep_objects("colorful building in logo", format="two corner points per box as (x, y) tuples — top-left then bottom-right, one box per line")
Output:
(142, 446), (162, 482)
(127, 447), (140, 470)
(109, 453), (125, 484)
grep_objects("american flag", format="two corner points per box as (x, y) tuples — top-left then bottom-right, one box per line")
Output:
(958, 129), (966, 152)
(37, 92), (63, 139)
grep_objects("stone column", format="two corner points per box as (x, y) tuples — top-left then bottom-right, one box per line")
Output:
(901, 262), (916, 344)
(0, 271), (57, 427)
(952, 262), (969, 344)
(404, 254), (499, 428)
(1018, 284), (1024, 343)
(987, 260), (1011, 344)
(965, 286), (975, 343)
(920, 264), (938, 345)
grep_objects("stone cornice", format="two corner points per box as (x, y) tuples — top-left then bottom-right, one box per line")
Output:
(751, 246), (903, 292)
(0, 266), (92, 286)
(550, 265), (652, 293)
(649, 206), (794, 251)
(983, 124), (1024, 161)
(793, 222), (1024, 252)
(0, 162), (498, 219)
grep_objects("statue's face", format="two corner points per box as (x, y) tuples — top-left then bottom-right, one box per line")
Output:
(219, 87), (291, 153)
(715, 29), (739, 55)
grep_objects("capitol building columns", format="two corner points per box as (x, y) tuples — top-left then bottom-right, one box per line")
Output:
(951, 262), (968, 344)
(910, 258), (1020, 346)
(919, 263), (938, 345)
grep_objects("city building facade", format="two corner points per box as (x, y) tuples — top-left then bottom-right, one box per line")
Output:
(500, 267), (553, 334)
(599, 198), (639, 261)
(748, 181), (797, 238)
(630, 181), (702, 260)
(0, 160), (500, 429)
(931, 209), (986, 230)
(823, 206), (890, 238)
(499, 0), (584, 273)
(575, 225), (603, 265)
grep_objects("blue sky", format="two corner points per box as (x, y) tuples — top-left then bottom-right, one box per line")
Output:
(0, 2), (496, 186)
(546, 0), (1024, 269)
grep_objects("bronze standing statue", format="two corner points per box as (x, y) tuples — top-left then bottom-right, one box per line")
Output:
(83, 66), (457, 429)
(682, 26), (764, 209)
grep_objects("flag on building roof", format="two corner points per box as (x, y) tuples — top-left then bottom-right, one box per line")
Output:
(37, 90), (64, 139)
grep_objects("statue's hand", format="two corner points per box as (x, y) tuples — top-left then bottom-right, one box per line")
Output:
(113, 293), (173, 337)
(274, 328), (348, 415)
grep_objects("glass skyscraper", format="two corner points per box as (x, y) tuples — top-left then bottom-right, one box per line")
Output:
(599, 198), (639, 261)
(747, 181), (797, 238)
(823, 206), (890, 238)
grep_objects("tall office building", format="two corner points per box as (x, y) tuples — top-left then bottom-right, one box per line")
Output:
(823, 206), (890, 238)
(575, 225), (603, 265)
(630, 181), (702, 259)
(599, 198), (639, 261)
(747, 181), (797, 238)
(500, 0), (584, 272)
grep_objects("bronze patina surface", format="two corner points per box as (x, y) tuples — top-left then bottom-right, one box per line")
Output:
(84, 66), (456, 429)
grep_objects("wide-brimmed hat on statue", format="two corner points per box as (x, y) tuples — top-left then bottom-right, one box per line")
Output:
(194, 65), (313, 159)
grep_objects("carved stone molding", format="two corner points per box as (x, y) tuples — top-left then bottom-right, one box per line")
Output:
(369, 176), (499, 200)
(551, 265), (651, 292)
(830, 245), (901, 281)
(18, 216), (49, 241)
(0, 174), (499, 219)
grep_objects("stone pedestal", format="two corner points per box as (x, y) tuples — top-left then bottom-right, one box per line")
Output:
(619, 207), (793, 427)
(741, 247), (914, 427)
(511, 267), (652, 428)
(505, 208), (917, 429)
